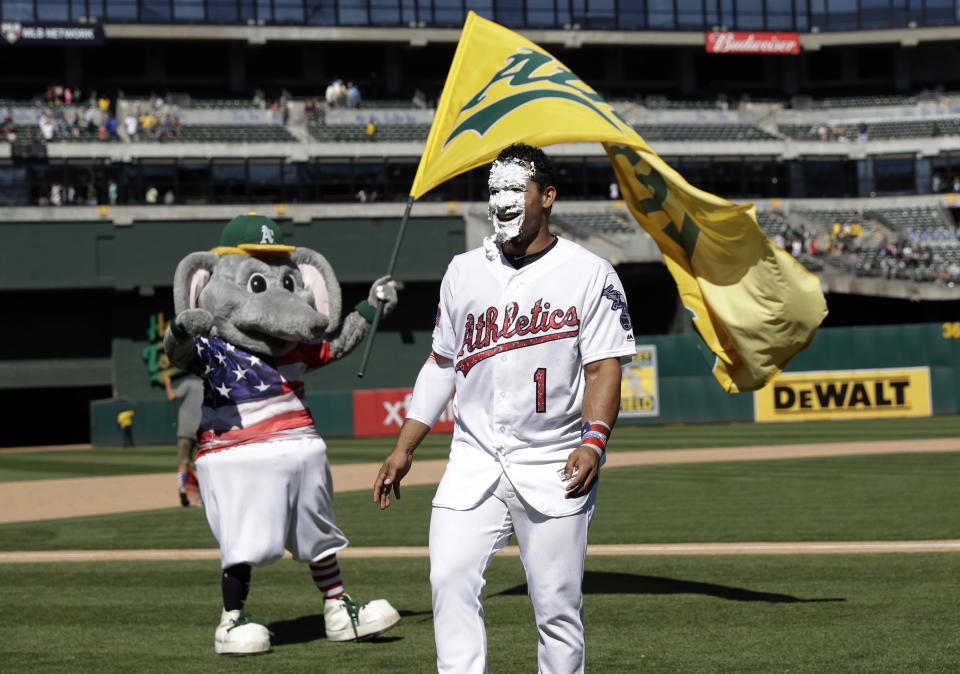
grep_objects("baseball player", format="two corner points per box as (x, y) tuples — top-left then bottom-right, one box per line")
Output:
(162, 374), (203, 506)
(374, 144), (635, 673)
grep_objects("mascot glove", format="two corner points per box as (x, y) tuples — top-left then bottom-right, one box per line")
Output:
(174, 308), (214, 337)
(368, 275), (399, 317)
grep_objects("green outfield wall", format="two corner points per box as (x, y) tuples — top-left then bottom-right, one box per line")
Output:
(90, 321), (960, 446)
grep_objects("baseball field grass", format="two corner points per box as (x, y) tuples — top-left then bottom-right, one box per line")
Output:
(2, 416), (960, 671)
(3, 413), (960, 481)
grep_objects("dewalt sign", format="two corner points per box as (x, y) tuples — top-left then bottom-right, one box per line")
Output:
(620, 346), (659, 418)
(754, 367), (932, 422)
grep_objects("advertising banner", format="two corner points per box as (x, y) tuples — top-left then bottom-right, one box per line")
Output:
(353, 388), (455, 437)
(619, 346), (660, 418)
(705, 31), (801, 55)
(754, 367), (932, 422)
(1, 22), (105, 46)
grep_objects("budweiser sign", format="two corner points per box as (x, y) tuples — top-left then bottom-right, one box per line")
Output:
(705, 31), (800, 55)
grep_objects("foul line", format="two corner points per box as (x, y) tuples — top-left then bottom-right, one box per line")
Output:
(4, 540), (960, 563)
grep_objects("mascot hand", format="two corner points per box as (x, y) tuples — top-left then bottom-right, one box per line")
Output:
(368, 275), (399, 317)
(175, 308), (215, 337)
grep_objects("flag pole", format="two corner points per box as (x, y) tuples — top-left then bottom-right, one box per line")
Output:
(357, 195), (415, 378)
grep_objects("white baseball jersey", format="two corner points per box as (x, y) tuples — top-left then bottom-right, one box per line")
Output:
(431, 236), (636, 517)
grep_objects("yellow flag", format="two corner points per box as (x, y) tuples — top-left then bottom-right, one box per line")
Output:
(412, 11), (827, 392)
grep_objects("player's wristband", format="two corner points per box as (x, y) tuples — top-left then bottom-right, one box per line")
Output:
(170, 319), (188, 339)
(580, 420), (611, 457)
(354, 300), (378, 323)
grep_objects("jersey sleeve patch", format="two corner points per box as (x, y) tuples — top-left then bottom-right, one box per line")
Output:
(601, 284), (633, 331)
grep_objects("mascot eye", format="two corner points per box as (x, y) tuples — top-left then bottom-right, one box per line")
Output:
(282, 274), (296, 292)
(247, 274), (268, 293)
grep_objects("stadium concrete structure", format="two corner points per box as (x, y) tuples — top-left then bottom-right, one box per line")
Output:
(4, 3), (960, 445)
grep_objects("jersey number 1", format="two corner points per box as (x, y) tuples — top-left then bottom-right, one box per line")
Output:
(534, 367), (546, 413)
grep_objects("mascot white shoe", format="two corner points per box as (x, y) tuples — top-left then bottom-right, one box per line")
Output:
(324, 594), (402, 642)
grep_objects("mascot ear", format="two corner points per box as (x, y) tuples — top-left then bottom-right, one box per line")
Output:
(291, 247), (343, 333)
(173, 252), (219, 314)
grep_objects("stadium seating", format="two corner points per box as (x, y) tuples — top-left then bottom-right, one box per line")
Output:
(632, 123), (780, 142)
(551, 211), (635, 238)
(136, 124), (298, 143)
(307, 123), (430, 142)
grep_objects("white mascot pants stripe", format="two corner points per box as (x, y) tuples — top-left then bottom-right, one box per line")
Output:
(429, 473), (594, 674)
(196, 435), (348, 569)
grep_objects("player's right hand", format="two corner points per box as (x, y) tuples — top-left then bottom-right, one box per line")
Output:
(374, 449), (413, 510)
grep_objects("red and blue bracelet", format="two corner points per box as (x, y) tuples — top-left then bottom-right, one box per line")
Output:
(580, 420), (611, 457)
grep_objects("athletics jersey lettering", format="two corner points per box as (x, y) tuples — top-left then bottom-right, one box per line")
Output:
(455, 298), (580, 376)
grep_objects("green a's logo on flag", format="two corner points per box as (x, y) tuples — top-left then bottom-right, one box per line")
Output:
(443, 49), (631, 149)
(408, 11), (828, 393)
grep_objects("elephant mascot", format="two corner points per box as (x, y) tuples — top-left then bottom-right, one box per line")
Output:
(163, 213), (400, 655)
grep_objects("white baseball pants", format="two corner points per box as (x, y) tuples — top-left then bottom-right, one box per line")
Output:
(429, 473), (595, 674)
(196, 435), (348, 569)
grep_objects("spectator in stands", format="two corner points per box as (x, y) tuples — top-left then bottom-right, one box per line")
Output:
(85, 183), (97, 206)
(1, 110), (15, 142)
(50, 183), (63, 207)
(98, 96), (111, 115)
(953, 175), (960, 193)
(69, 112), (82, 138)
(83, 104), (98, 133)
(857, 122), (869, 142)
(164, 188), (175, 205)
(326, 78), (346, 108)
(355, 188), (368, 203)
(108, 180), (118, 205)
(39, 113), (55, 141)
(815, 123), (828, 142)
(366, 120), (376, 140)
(933, 173), (944, 193)
(106, 114), (118, 138)
(139, 111), (157, 139)
(346, 82), (361, 109)
(124, 112), (138, 139)
(163, 114), (182, 139)
(64, 87), (73, 106)
(145, 186), (159, 204)
(609, 181), (619, 200)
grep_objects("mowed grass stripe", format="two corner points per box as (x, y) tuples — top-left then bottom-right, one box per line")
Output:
(3, 415), (960, 482)
(2, 452), (959, 551)
(2, 554), (959, 672)
(6, 540), (960, 564)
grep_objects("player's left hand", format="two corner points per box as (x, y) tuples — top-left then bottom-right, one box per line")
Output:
(562, 446), (600, 499)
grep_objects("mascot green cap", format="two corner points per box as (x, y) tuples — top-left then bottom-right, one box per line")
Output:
(213, 212), (295, 257)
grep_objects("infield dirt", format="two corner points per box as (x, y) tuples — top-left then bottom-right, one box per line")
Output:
(3, 436), (959, 525)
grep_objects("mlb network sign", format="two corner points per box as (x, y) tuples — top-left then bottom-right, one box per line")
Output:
(754, 367), (932, 422)
(1, 22), (104, 46)
(705, 31), (800, 55)
(353, 388), (454, 437)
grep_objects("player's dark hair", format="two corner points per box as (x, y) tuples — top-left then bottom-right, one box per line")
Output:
(496, 143), (556, 194)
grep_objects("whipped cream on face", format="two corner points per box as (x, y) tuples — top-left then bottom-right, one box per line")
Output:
(484, 157), (536, 260)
